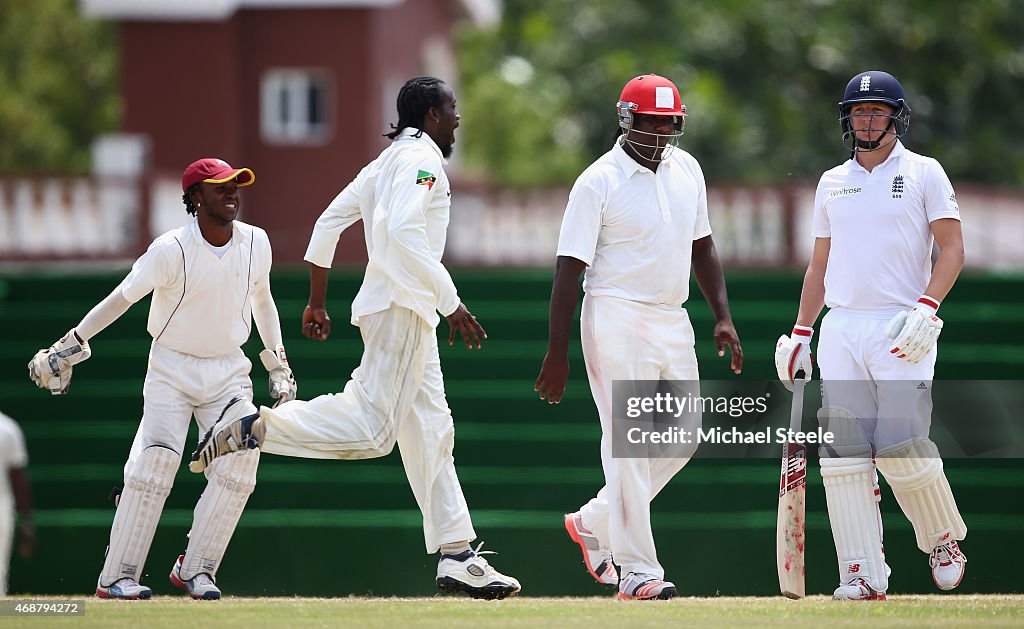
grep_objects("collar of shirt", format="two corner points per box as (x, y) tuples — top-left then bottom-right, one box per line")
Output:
(185, 217), (249, 248)
(396, 127), (446, 163)
(848, 139), (906, 173)
(611, 139), (670, 178)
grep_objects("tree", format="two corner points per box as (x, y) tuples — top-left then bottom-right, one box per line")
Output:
(457, 0), (1024, 187)
(0, 0), (119, 174)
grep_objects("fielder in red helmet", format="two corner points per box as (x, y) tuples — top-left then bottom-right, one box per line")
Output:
(536, 74), (743, 600)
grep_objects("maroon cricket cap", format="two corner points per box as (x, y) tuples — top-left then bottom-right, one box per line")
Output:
(181, 158), (255, 192)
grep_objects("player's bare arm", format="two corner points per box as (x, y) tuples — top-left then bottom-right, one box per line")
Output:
(445, 303), (487, 350)
(923, 218), (965, 302)
(796, 237), (830, 327)
(535, 256), (586, 404)
(691, 235), (743, 374)
(776, 237), (829, 389)
(302, 263), (332, 341)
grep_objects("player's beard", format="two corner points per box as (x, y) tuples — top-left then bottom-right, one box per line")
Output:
(441, 143), (454, 159)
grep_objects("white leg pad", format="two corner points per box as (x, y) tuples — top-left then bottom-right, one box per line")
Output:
(99, 446), (178, 586)
(875, 438), (966, 553)
(820, 456), (888, 593)
(179, 448), (260, 580)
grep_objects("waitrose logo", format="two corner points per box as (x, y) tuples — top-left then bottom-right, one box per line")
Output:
(829, 187), (863, 198)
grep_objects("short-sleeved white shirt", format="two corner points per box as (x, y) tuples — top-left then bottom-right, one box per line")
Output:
(556, 140), (712, 307)
(812, 141), (961, 311)
(304, 129), (459, 328)
(0, 411), (28, 508)
(118, 218), (273, 357)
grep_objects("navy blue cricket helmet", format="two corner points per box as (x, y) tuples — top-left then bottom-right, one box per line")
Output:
(838, 70), (911, 152)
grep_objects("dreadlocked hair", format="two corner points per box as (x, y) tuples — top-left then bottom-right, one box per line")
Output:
(385, 76), (446, 139)
(182, 183), (201, 216)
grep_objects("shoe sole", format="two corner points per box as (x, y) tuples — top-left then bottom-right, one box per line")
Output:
(190, 397), (262, 472)
(563, 514), (617, 587)
(95, 588), (152, 600)
(832, 594), (887, 601)
(435, 576), (520, 600)
(616, 586), (677, 600)
(933, 565), (965, 591)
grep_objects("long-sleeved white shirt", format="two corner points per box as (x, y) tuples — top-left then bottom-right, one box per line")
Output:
(104, 218), (282, 357)
(304, 128), (460, 328)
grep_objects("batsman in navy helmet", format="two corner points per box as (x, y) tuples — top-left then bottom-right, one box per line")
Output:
(838, 70), (912, 153)
(775, 70), (968, 600)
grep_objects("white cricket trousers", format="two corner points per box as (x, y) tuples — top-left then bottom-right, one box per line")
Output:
(817, 308), (937, 451)
(576, 295), (700, 579)
(259, 306), (476, 553)
(0, 502), (12, 595)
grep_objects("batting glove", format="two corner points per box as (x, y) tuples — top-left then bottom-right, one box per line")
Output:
(775, 325), (814, 391)
(885, 296), (943, 364)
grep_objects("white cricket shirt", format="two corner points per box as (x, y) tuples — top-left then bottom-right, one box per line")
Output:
(118, 218), (274, 357)
(0, 411), (28, 509)
(813, 141), (961, 311)
(304, 128), (459, 328)
(556, 140), (712, 307)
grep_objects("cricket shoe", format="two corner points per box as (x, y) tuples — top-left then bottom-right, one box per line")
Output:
(564, 512), (617, 586)
(616, 572), (677, 600)
(96, 577), (152, 600)
(930, 540), (966, 591)
(189, 395), (264, 472)
(436, 542), (521, 600)
(170, 554), (221, 600)
(833, 577), (887, 600)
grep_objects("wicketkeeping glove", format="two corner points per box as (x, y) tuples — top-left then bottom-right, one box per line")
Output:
(28, 328), (92, 395)
(259, 344), (296, 407)
(775, 325), (814, 392)
(885, 296), (943, 364)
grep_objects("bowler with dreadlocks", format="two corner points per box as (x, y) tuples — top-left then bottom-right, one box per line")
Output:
(188, 77), (521, 599)
(27, 158), (294, 600)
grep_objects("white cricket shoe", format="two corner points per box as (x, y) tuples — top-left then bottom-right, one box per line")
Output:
(616, 572), (677, 600)
(930, 540), (967, 590)
(436, 542), (521, 600)
(189, 395), (264, 472)
(564, 512), (618, 586)
(170, 554), (222, 600)
(833, 577), (887, 601)
(96, 577), (152, 600)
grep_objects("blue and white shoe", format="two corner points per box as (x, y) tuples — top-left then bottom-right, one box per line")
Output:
(170, 554), (221, 600)
(189, 395), (264, 472)
(96, 577), (152, 600)
(436, 542), (521, 600)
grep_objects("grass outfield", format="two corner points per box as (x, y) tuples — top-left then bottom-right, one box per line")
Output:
(3, 596), (1022, 628)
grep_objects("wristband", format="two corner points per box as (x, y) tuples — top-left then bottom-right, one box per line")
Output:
(916, 295), (940, 316)
(792, 324), (814, 344)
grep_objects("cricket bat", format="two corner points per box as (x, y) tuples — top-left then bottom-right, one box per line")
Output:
(777, 372), (807, 599)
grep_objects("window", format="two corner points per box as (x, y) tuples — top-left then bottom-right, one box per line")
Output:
(260, 69), (332, 144)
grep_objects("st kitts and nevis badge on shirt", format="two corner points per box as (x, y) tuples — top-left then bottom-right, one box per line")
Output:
(416, 169), (436, 190)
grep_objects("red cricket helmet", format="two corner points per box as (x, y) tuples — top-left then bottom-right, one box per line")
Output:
(616, 74), (686, 161)
(617, 74), (686, 117)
